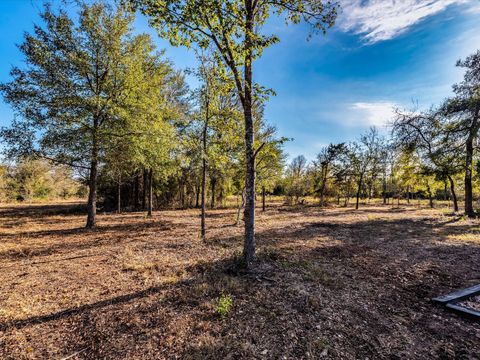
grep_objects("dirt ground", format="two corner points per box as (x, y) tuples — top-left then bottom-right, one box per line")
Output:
(0, 200), (479, 359)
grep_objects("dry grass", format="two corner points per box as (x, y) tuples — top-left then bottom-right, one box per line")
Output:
(0, 200), (479, 359)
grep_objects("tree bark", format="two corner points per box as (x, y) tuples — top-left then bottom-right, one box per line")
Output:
(319, 164), (328, 207)
(134, 173), (140, 210)
(262, 186), (266, 212)
(147, 168), (153, 217)
(465, 132), (475, 216)
(443, 181), (448, 201)
(242, 0), (256, 267)
(200, 81), (211, 241)
(86, 126), (98, 229)
(210, 177), (216, 209)
(142, 168), (147, 210)
(201, 154), (207, 242)
(382, 176), (387, 205)
(180, 177), (185, 209)
(117, 175), (121, 214)
(426, 183), (433, 208)
(448, 175), (458, 212)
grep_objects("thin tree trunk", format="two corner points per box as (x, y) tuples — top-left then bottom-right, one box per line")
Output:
(448, 175), (458, 212)
(201, 157), (207, 241)
(426, 183), (433, 208)
(210, 177), (216, 209)
(180, 177), (185, 209)
(134, 173), (139, 210)
(406, 185), (410, 204)
(117, 175), (121, 214)
(201, 99), (210, 241)
(465, 132), (475, 216)
(147, 168), (153, 217)
(142, 168), (147, 210)
(319, 165), (327, 207)
(382, 176), (387, 205)
(86, 127), (98, 229)
(262, 186), (266, 212)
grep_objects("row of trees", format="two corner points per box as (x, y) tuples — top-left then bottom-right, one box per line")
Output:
(393, 51), (480, 216)
(280, 51), (480, 214)
(282, 128), (464, 209)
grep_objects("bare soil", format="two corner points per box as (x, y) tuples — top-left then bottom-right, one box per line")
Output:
(0, 201), (479, 359)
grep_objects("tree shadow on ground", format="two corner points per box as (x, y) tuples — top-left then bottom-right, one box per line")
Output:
(1, 204), (479, 359)
(0, 220), (175, 260)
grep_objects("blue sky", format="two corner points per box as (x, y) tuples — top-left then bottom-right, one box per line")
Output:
(1, 0), (479, 162)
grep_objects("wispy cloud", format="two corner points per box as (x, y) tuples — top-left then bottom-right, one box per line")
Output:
(349, 101), (397, 127)
(339, 0), (472, 43)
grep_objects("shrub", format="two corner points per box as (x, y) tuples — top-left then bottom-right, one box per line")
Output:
(215, 293), (233, 318)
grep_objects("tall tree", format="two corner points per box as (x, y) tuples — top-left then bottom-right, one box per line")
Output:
(314, 143), (346, 207)
(393, 109), (463, 212)
(441, 51), (480, 217)
(129, 0), (338, 266)
(0, 2), (145, 227)
(349, 127), (382, 210)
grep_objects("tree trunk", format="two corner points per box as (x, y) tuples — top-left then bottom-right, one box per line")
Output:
(201, 157), (207, 242)
(382, 176), (387, 205)
(443, 181), (448, 201)
(210, 177), (216, 209)
(448, 175), (458, 212)
(142, 168), (147, 210)
(319, 165), (327, 207)
(465, 132), (475, 216)
(262, 186), (266, 212)
(355, 175), (363, 210)
(86, 127), (98, 229)
(426, 183), (433, 208)
(406, 185), (410, 204)
(147, 168), (153, 217)
(117, 175), (121, 214)
(180, 177), (185, 209)
(242, 0), (256, 267)
(134, 173), (140, 210)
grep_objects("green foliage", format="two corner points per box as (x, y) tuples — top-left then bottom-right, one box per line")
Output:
(215, 293), (233, 318)
(0, 158), (82, 202)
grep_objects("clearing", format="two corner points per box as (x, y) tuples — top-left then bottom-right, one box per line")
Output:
(0, 201), (479, 359)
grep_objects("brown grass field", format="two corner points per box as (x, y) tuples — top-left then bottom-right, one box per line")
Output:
(0, 199), (479, 359)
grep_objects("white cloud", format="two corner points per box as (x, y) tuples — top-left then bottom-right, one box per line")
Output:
(349, 101), (397, 127)
(339, 0), (473, 43)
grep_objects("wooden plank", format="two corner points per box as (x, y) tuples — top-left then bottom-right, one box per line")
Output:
(445, 303), (480, 320)
(432, 284), (480, 304)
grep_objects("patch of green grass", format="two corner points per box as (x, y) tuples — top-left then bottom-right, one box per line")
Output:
(216, 293), (233, 319)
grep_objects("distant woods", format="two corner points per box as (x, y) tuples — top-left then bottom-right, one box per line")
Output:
(284, 50), (480, 213)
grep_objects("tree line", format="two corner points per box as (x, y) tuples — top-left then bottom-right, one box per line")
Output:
(279, 51), (480, 214)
